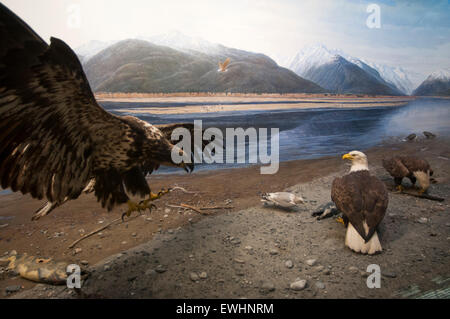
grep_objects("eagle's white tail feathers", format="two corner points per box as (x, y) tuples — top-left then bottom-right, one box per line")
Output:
(413, 170), (430, 192)
(345, 222), (382, 255)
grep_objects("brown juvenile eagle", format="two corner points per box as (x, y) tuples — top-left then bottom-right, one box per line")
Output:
(331, 151), (388, 255)
(0, 4), (200, 220)
(382, 155), (433, 193)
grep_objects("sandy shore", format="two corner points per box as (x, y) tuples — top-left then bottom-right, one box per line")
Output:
(1, 137), (449, 298)
(98, 96), (415, 115)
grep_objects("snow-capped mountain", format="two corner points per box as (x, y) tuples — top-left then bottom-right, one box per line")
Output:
(362, 62), (422, 95)
(426, 68), (450, 81)
(137, 30), (222, 55)
(288, 44), (403, 95)
(287, 44), (419, 95)
(413, 68), (450, 96)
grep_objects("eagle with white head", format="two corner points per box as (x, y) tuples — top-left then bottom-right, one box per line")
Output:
(331, 151), (388, 255)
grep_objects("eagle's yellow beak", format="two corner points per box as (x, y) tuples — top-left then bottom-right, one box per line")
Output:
(342, 153), (353, 160)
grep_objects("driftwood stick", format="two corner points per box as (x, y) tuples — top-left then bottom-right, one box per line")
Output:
(167, 203), (233, 212)
(170, 186), (202, 194)
(392, 191), (444, 202)
(68, 213), (141, 249)
(199, 206), (234, 210)
(180, 203), (207, 215)
(68, 218), (121, 249)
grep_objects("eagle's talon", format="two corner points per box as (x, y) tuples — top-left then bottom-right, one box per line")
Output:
(336, 217), (345, 225)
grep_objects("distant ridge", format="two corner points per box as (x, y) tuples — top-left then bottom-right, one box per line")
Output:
(413, 68), (450, 96)
(81, 39), (325, 94)
(287, 44), (404, 96)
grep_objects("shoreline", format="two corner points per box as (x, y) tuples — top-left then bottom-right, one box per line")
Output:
(97, 96), (416, 115)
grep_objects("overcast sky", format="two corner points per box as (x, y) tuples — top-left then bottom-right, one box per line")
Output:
(2, 0), (449, 77)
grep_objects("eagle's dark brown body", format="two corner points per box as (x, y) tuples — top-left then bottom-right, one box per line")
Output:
(0, 3), (197, 218)
(331, 170), (388, 242)
(382, 156), (433, 190)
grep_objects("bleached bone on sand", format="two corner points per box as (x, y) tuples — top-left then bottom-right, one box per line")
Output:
(260, 192), (305, 210)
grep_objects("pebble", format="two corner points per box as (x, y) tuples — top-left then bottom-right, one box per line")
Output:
(190, 272), (199, 281)
(103, 265), (111, 271)
(306, 259), (317, 266)
(80, 260), (89, 266)
(315, 282), (325, 289)
(155, 265), (167, 273)
(234, 258), (245, 264)
(285, 260), (294, 269)
(382, 272), (397, 278)
(348, 266), (359, 273)
(269, 249), (279, 255)
(131, 233), (137, 237)
(146, 217), (153, 221)
(145, 269), (157, 277)
(121, 241), (127, 245)
(418, 217), (428, 224)
(163, 214), (169, 218)
(199, 271), (208, 279)
(290, 279), (307, 291)
(74, 248), (82, 254)
(260, 281), (275, 293)
(164, 208), (171, 214)
(230, 238), (241, 245)
(314, 265), (324, 272)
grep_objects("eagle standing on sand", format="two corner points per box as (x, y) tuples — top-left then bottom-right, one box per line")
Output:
(0, 4), (198, 220)
(382, 156), (433, 193)
(331, 151), (388, 255)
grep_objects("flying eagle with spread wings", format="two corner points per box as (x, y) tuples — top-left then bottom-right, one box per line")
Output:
(0, 3), (200, 220)
(218, 58), (230, 72)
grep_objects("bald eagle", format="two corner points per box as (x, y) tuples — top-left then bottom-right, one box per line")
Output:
(331, 151), (388, 255)
(0, 4), (199, 220)
(382, 156), (433, 193)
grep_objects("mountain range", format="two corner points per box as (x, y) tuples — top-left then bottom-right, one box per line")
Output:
(287, 44), (410, 95)
(81, 39), (324, 94)
(413, 68), (450, 96)
(75, 33), (440, 96)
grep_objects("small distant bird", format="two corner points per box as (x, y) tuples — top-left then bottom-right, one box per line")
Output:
(261, 192), (305, 210)
(382, 155), (433, 193)
(218, 58), (231, 72)
(423, 131), (436, 139)
(405, 133), (417, 141)
(332, 151), (388, 255)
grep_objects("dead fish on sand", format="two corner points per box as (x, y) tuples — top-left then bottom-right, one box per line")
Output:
(0, 252), (87, 285)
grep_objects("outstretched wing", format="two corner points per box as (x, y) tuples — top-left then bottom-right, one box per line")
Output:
(0, 3), (131, 203)
(221, 58), (231, 70)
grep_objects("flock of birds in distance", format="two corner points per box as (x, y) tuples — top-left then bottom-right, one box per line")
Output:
(0, 3), (438, 256)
